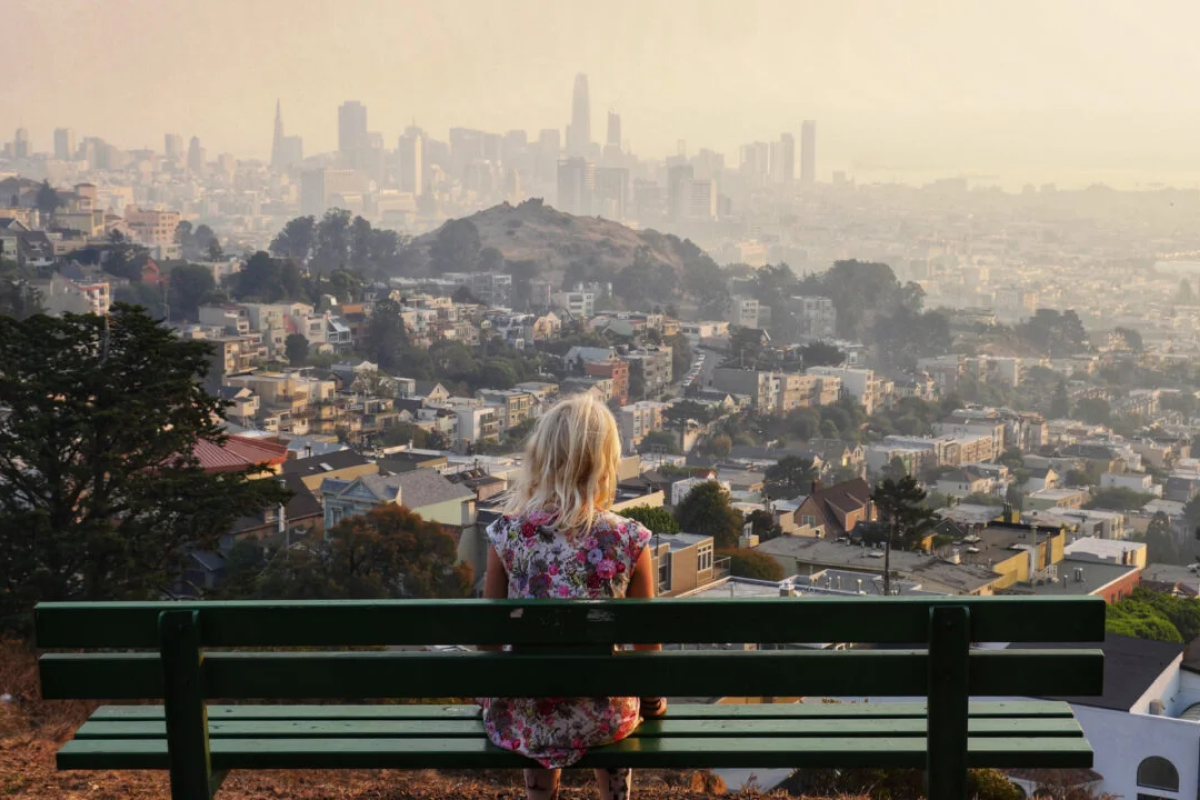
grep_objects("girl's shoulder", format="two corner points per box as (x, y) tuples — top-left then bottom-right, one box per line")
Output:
(593, 511), (653, 545)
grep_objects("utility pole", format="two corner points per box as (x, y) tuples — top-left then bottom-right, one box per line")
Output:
(883, 510), (895, 597)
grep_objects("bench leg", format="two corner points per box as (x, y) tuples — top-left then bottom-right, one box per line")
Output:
(160, 610), (216, 800)
(927, 605), (970, 800)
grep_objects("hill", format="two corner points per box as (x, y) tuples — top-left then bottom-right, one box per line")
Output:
(414, 199), (690, 275)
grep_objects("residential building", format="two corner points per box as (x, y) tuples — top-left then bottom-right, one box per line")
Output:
(1102, 472), (1161, 497)
(728, 296), (762, 329)
(936, 468), (996, 500)
(1012, 635), (1200, 800)
(1065, 537), (1148, 570)
(790, 296), (837, 338)
(29, 272), (110, 316)
(712, 368), (780, 412)
(320, 469), (475, 531)
(550, 289), (596, 318)
(624, 346), (673, 399)
(789, 479), (875, 538)
(455, 406), (500, 446)
(807, 366), (887, 415)
(616, 401), (668, 452)
(649, 532), (729, 597)
(477, 389), (534, 434)
(281, 449), (378, 494)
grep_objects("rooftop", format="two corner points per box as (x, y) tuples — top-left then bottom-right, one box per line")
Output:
(1002, 558), (1140, 596)
(1021, 634), (1185, 712)
(1064, 536), (1146, 564)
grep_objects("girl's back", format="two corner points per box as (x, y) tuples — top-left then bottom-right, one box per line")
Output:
(487, 508), (651, 601)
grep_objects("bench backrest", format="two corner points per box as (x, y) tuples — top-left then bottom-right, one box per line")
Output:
(37, 596), (1105, 702)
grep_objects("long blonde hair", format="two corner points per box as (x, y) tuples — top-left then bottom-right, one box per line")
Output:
(502, 392), (622, 533)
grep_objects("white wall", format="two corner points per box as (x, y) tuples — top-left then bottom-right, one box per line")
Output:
(1072, 703), (1199, 800)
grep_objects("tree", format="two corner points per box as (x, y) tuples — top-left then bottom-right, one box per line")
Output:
(270, 215), (317, 262)
(764, 456), (817, 500)
(35, 179), (64, 220)
(285, 333), (309, 366)
(0, 306), (289, 629)
(728, 326), (765, 367)
(361, 298), (409, 371)
(872, 476), (939, 552)
(0, 277), (42, 320)
(229, 251), (282, 301)
(1086, 487), (1153, 512)
(799, 341), (845, 368)
(478, 246), (505, 273)
(312, 209), (353, 271)
(174, 220), (194, 253)
(622, 505), (680, 536)
(206, 238), (225, 262)
(1004, 482), (1025, 511)
(1144, 512), (1181, 565)
(167, 263), (216, 320)
(1050, 379), (1071, 418)
(254, 505), (472, 600)
(430, 218), (481, 273)
(674, 481), (744, 549)
(639, 430), (679, 455)
(665, 333), (693, 381)
(708, 434), (732, 458)
(192, 224), (217, 256)
(1075, 397), (1111, 425)
(1114, 326), (1144, 352)
(746, 508), (783, 542)
(719, 548), (783, 581)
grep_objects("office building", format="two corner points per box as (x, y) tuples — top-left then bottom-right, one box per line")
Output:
(668, 164), (693, 222)
(594, 167), (629, 219)
(338, 101), (368, 158)
(13, 128), (29, 159)
(269, 100), (303, 170)
(53, 128), (75, 161)
(800, 120), (816, 184)
(684, 178), (717, 220)
(164, 133), (184, 160)
(567, 73), (591, 157)
(556, 158), (594, 216)
(537, 128), (561, 181)
(187, 136), (206, 174)
(301, 169), (366, 216)
(398, 132), (423, 195)
(775, 132), (795, 183)
(739, 141), (770, 186)
(606, 111), (621, 147)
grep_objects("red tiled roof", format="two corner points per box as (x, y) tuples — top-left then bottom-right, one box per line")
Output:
(194, 435), (289, 474)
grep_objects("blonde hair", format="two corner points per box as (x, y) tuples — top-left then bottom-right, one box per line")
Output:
(502, 392), (622, 533)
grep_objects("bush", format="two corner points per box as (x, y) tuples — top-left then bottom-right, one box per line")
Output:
(718, 548), (783, 581)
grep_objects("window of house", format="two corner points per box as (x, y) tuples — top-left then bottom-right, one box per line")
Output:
(1137, 758), (1179, 793)
(698, 545), (713, 572)
(801, 515), (817, 528)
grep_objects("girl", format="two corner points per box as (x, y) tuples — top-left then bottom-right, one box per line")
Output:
(481, 393), (666, 800)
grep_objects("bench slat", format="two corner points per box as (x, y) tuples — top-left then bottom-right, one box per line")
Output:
(55, 735), (1094, 771)
(39, 649), (1104, 700)
(87, 700), (1076, 722)
(73, 716), (1085, 740)
(34, 596), (1108, 649)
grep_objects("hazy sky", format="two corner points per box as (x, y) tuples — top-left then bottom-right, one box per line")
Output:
(6, 0), (1200, 182)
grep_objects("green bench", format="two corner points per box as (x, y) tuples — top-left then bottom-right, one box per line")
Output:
(36, 595), (1105, 800)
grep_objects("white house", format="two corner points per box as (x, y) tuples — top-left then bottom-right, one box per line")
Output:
(1102, 471), (1163, 497)
(1015, 635), (1200, 800)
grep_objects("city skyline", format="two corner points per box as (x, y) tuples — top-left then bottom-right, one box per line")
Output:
(8, 0), (1200, 188)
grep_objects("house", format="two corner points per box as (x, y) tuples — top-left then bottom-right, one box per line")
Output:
(648, 532), (729, 598)
(320, 469), (476, 531)
(1102, 471), (1162, 497)
(193, 434), (289, 477)
(281, 449), (377, 493)
(1022, 467), (1059, 493)
(414, 381), (452, 403)
(935, 467), (995, 500)
(789, 478), (875, 539)
(1015, 635), (1200, 800)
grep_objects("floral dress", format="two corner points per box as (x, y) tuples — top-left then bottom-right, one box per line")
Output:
(480, 509), (653, 768)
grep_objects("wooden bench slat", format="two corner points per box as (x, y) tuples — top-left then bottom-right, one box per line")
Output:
(33, 596), (1108, 649)
(39, 649), (1104, 700)
(87, 700), (1076, 722)
(73, 716), (1085, 740)
(56, 735), (1095, 771)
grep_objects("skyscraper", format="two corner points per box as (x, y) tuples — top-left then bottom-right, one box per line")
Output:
(164, 133), (183, 160)
(800, 120), (816, 184)
(338, 101), (368, 157)
(606, 111), (621, 148)
(537, 129), (561, 181)
(557, 157), (594, 216)
(187, 136), (206, 174)
(13, 128), (29, 159)
(271, 99), (285, 170)
(54, 128), (75, 161)
(567, 73), (591, 158)
(777, 133), (795, 183)
(667, 164), (694, 222)
(398, 132), (423, 195)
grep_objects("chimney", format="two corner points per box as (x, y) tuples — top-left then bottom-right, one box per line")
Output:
(811, 478), (820, 494)
(304, 443), (313, 458)
(779, 580), (794, 598)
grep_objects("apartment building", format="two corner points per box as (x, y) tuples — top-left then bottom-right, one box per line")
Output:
(648, 532), (728, 598)
(624, 346), (673, 399)
(616, 400), (668, 452)
(30, 272), (110, 316)
(477, 389), (534, 433)
(711, 368), (780, 412)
